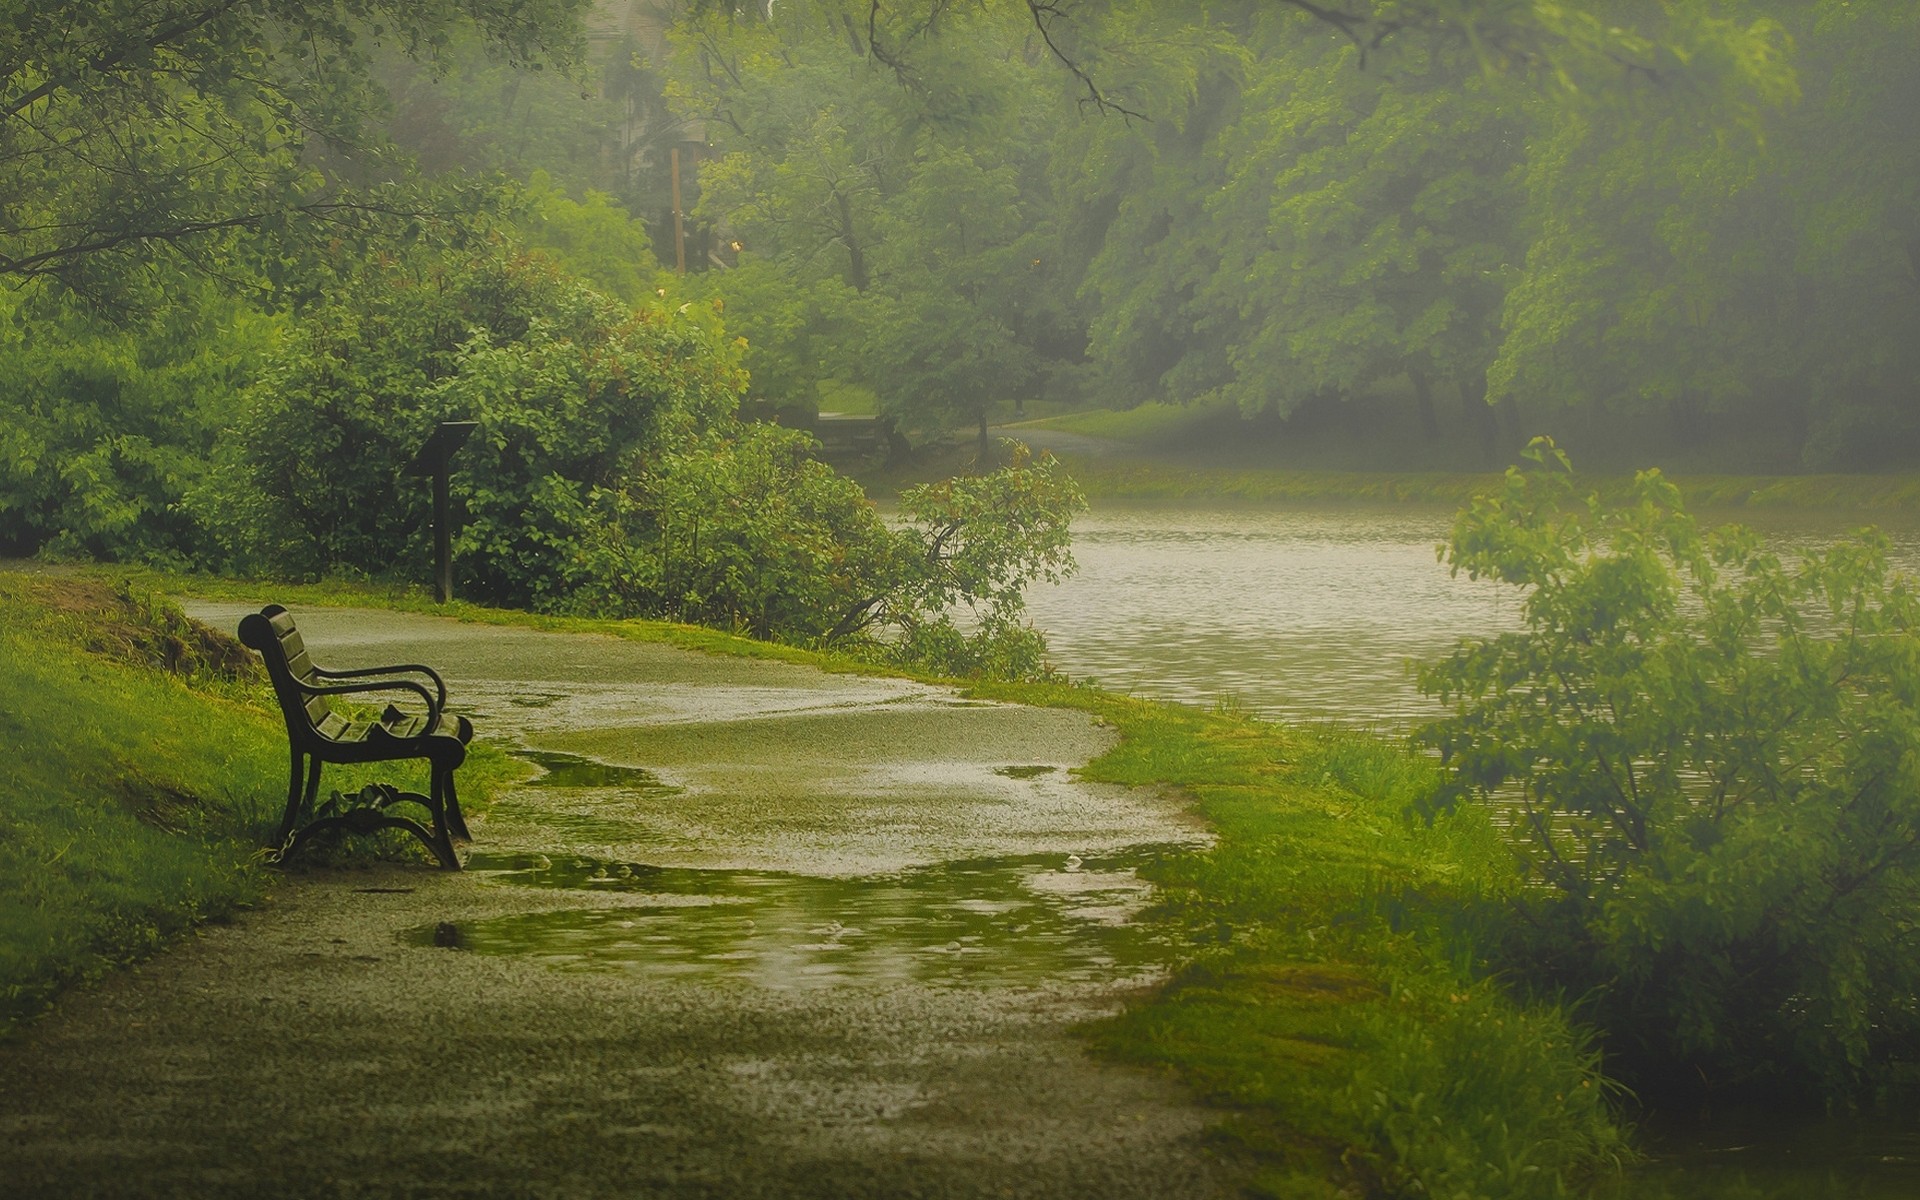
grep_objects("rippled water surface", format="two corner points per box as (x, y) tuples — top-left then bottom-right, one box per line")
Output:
(1025, 504), (1920, 729)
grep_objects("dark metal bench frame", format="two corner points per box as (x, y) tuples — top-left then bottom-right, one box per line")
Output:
(238, 604), (473, 868)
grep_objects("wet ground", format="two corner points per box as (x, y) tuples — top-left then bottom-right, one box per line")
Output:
(0, 606), (1238, 1199)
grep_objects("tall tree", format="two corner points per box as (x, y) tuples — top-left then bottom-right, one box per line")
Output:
(672, 0), (1067, 452)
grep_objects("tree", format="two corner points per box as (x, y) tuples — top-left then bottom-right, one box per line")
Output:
(1485, 1), (1920, 469)
(230, 241), (743, 604)
(1132, 14), (1528, 452)
(0, 0), (589, 302)
(0, 283), (280, 563)
(1420, 440), (1920, 1099)
(671, 0), (1072, 446)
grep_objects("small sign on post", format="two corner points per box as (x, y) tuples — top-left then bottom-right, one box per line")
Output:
(403, 421), (478, 604)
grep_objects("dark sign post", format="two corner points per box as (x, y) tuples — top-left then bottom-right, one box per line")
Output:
(403, 421), (478, 604)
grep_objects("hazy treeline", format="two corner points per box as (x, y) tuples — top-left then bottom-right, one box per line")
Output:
(639, 0), (1916, 470)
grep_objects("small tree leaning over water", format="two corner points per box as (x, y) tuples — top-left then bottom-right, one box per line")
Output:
(1419, 439), (1920, 1101)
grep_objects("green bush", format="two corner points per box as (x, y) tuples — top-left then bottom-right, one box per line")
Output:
(618, 431), (1084, 678)
(0, 288), (280, 565)
(223, 242), (744, 602)
(607, 421), (906, 638)
(1419, 439), (1920, 1100)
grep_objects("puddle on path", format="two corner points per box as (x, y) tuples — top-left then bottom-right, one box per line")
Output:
(995, 765), (1059, 780)
(408, 847), (1191, 991)
(516, 748), (677, 791)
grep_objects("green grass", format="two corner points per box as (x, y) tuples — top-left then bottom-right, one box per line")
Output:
(814, 377), (882, 416)
(0, 575), (527, 1034)
(968, 684), (1629, 1198)
(1005, 403), (1920, 512)
(1014, 399), (1241, 444)
(1046, 454), (1920, 513)
(0, 585), (282, 1031)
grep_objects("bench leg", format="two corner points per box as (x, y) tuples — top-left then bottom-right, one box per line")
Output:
(275, 749), (324, 850)
(428, 763), (466, 862)
(441, 768), (471, 842)
(286, 803), (461, 870)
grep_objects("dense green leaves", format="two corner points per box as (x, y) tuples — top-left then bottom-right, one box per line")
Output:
(230, 243), (743, 604)
(1420, 440), (1920, 1098)
(0, 0), (589, 302)
(672, 0), (1071, 441)
(658, 0), (1918, 469)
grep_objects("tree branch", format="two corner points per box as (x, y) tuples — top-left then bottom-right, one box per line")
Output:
(3, 0), (258, 121)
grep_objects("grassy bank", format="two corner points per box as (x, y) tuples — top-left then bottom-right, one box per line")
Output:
(935, 403), (1920, 512)
(976, 684), (1625, 1198)
(1045, 453), (1920, 513)
(0, 575), (523, 1034)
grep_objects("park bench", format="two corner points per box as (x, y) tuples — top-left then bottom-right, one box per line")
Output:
(238, 604), (473, 869)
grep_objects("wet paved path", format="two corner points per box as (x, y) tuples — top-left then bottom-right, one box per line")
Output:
(0, 607), (1240, 1198)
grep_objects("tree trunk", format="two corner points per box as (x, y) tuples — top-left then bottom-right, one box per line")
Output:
(1669, 392), (1705, 450)
(976, 407), (991, 467)
(1461, 378), (1500, 468)
(1411, 368), (1440, 442)
(835, 190), (868, 292)
(1499, 394), (1523, 451)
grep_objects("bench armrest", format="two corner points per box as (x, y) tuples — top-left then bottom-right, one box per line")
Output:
(311, 662), (448, 710)
(296, 676), (442, 725)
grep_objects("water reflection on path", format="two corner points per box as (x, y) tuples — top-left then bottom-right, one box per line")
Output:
(1027, 505), (1920, 729)
(415, 846), (1178, 992)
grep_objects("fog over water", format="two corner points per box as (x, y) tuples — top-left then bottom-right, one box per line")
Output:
(1026, 504), (1920, 729)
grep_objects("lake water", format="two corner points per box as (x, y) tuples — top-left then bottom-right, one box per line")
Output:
(1026, 503), (1920, 730)
(1025, 500), (1920, 1197)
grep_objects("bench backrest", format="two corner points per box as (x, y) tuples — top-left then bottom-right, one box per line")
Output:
(238, 605), (335, 740)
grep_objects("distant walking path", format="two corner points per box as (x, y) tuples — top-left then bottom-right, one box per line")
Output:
(0, 606), (1238, 1198)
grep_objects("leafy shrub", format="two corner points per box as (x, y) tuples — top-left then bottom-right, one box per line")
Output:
(1419, 439), (1920, 1100)
(617, 432), (1084, 678)
(0, 289), (279, 565)
(224, 242), (743, 603)
(607, 420), (907, 638)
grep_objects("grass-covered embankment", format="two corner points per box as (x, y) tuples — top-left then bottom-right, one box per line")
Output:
(974, 681), (1627, 1199)
(0, 575), (524, 1034)
(0, 576), (283, 1032)
(976, 402), (1920, 512)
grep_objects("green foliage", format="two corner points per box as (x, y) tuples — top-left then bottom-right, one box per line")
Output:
(225, 241), (744, 605)
(513, 171), (665, 305)
(1419, 439), (1920, 1099)
(987, 687), (1625, 1199)
(882, 444), (1085, 676)
(0, 0), (590, 302)
(614, 421), (906, 639)
(614, 433), (1084, 678)
(662, 0), (1920, 470)
(673, 0), (1073, 433)
(0, 287), (283, 563)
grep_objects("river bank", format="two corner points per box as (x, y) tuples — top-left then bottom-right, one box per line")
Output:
(855, 403), (1920, 513)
